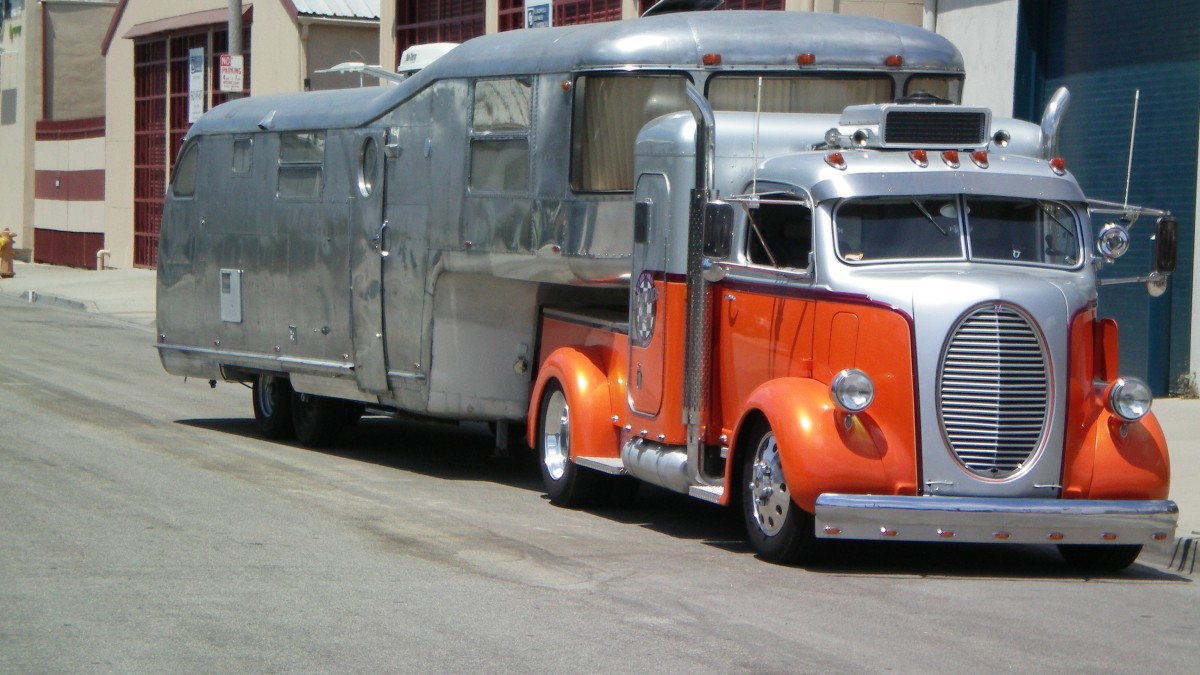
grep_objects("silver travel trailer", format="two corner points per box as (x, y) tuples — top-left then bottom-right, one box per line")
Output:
(157, 10), (965, 441)
(158, 10), (1178, 567)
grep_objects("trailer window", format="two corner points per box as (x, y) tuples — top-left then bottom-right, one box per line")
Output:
(277, 131), (324, 199)
(905, 75), (962, 103)
(232, 137), (252, 175)
(708, 75), (893, 113)
(470, 78), (532, 193)
(834, 196), (1081, 267)
(571, 74), (690, 192)
(171, 141), (198, 198)
(746, 201), (812, 269)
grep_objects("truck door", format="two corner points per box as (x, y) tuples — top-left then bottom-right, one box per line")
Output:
(628, 173), (671, 416)
(348, 131), (390, 393)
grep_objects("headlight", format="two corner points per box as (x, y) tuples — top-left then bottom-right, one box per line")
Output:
(1108, 377), (1152, 422)
(831, 369), (874, 413)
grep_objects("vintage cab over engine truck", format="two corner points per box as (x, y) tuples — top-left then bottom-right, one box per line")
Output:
(157, 11), (1178, 568)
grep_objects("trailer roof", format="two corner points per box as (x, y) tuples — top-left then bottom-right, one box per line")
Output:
(188, 10), (963, 137)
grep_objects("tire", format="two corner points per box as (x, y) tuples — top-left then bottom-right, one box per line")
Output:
(1057, 544), (1142, 573)
(537, 381), (598, 507)
(252, 374), (295, 440)
(741, 421), (819, 564)
(291, 392), (349, 448)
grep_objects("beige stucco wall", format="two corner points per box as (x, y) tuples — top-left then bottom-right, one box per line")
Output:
(44, 2), (117, 121)
(0, 3), (41, 259)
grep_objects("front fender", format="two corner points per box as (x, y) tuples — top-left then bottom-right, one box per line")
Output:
(735, 377), (917, 512)
(1064, 409), (1170, 501)
(527, 347), (619, 459)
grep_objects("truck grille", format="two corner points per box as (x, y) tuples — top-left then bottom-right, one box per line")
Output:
(938, 305), (1049, 478)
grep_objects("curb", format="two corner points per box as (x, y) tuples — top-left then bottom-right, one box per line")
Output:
(20, 290), (98, 314)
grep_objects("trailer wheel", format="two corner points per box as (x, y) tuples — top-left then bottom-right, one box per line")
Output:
(291, 392), (349, 448)
(1057, 544), (1142, 573)
(253, 375), (295, 440)
(538, 381), (597, 507)
(741, 421), (818, 564)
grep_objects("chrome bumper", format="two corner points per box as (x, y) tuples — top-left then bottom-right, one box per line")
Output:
(814, 494), (1178, 545)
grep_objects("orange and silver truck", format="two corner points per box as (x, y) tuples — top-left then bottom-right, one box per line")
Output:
(157, 11), (1178, 568)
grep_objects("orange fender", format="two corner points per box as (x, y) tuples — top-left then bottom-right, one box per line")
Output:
(1065, 409), (1171, 501)
(735, 377), (916, 512)
(527, 347), (620, 460)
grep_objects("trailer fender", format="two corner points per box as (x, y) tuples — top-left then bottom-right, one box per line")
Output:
(1065, 409), (1170, 501)
(735, 377), (902, 513)
(528, 347), (619, 460)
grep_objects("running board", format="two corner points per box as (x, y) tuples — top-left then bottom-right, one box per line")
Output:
(576, 456), (626, 475)
(689, 484), (724, 504)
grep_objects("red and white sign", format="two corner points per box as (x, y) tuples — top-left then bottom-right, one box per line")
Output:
(219, 53), (244, 93)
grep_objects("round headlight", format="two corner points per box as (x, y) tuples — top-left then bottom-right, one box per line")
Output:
(1108, 377), (1152, 422)
(831, 369), (874, 413)
(1097, 223), (1131, 261)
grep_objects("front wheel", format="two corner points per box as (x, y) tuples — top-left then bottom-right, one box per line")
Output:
(538, 382), (598, 507)
(252, 374), (295, 440)
(1057, 544), (1142, 573)
(741, 421), (818, 564)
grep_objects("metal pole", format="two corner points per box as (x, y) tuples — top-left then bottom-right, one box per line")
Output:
(228, 0), (243, 99)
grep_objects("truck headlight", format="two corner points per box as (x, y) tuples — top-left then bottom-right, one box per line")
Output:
(831, 369), (874, 413)
(1107, 377), (1152, 422)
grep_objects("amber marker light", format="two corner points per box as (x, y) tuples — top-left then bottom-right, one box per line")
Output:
(1050, 156), (1067, 175)
(1154, 533), (1169, 541)
(993, 532), (1011, 540)
(937, 529), (955, 538)
(797, 53), (816, 66)
(1048, 533), (1065, 541)
(561, 80), (572, 92)
(825, 151), (848, 171)
(885, 54), (904, 67)
(1102, 533), (1118, 541)
(942, 150), (960, 168)
(881, 528), (898, 537)
(909, 149), (928, 167)
(702, 53), (722, 66)
(824, 527), (843, 535)
(970, 150), (989, 168)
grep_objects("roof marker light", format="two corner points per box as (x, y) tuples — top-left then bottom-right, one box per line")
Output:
(993, 532), (1011, 540)
(942, 150), (960, 168)
(1049, 532), (1065, 541)
(971, 150), (989, 168)
(825, 151), (847, 171)
(881, 528), (899, 537)
(885, 54), (904, 67)
(702, 53), (722, 66)
(824, 527), (843, 535)
(797, 53), (817, 66)
(937, 529), (955, 538)
(1050, 156), (1067, 175)
(909, 149), (928, 167)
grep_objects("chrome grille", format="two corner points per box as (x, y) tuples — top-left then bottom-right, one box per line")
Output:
(938, 306), (1049, 478)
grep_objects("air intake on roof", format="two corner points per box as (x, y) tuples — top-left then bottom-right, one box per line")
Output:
(884, 109), (988, 147)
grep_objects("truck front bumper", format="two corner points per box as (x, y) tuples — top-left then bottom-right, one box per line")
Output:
(814, 494), (1178, 545)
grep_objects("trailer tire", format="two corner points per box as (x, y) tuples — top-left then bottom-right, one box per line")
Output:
(538, 381), (598, 507)
(291, 392), (349, 448)
(253, 375), (295, 440)
(741, 420), (819, 564)
(1057, 544), (1142, 573)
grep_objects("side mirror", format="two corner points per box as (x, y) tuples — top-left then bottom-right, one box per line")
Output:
(1153, 216), (1177, 274)
(702, 201), (734, 259)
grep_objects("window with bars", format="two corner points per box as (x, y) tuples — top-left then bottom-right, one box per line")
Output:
(498, 0), (623, 31)
(396, 0), (485, 61)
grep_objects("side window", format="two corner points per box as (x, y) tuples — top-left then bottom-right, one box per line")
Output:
(571, 74), (689, 192)
(708, 76), (893, 114)
(469, 78), (532, 193)
(746, 201), (813, 270)
(277, 131), (324, 199)
(232, 137), (252, 175)
(171, 140), (199, 198)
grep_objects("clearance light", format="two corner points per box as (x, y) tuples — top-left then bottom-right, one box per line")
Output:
(1154, 533), (1169, 541)
(824, 527), (843, 535)
(1049, 533), (1065, 541)
(909, 149), (928, 167)
(993, 532), (1011, 540)
(831, 369), (874, 412)
(937, 529), (955, 538)
(942, 150), (960, 168)
(1050, 156), (1067, 175)
(797, 53), (816, 66)
(561, 81), (572, 92)
(1102, 533), (1118, 541)
(970, 150), (989, 169)
(881, 528), (898, 537)
(702, 53), (722, 66)
(885, 54), (904, 67)
(1107, 377), (1153, 422)
(825, 151), (847, 171)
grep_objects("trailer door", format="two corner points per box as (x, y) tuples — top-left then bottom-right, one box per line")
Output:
(348, 131), (391, 393)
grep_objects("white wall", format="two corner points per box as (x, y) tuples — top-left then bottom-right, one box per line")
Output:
(925, 0), (1019, 117)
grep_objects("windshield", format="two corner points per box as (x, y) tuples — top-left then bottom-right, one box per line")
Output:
(834, 196), (1081, 268)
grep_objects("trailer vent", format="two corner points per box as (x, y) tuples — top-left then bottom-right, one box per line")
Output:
(938, 305), (1049, 479)
(884, 109), (987, 147)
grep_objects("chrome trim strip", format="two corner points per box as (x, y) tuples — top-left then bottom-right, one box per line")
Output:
(542, 307), (630, 333)
(155, 343), (354, 373)
(387, 370), (427, 381)
(815, 494), (1178, 544)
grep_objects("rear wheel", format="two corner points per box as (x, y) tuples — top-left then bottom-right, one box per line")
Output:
(252, 375), (295, 440)
(291, 392), (350, 448)
(538, 382), (598, 507)
(741, 421), (818, 564)
(1057, 544), (1142, 573)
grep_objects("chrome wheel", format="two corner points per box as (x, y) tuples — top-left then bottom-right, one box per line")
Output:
(541, 388), (570, 482)
(747, 431), (790, 537)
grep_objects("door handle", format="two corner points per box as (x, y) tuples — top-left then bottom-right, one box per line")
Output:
(370, 220), (390, 258)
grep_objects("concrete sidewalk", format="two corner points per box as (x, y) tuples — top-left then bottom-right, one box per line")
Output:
(1, 260), (1196, 567)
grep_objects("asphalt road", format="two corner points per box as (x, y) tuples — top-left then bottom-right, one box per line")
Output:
(2, 296), (1198, 673)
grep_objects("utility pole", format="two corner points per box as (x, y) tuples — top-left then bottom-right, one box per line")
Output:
(228, 0), (243, 100)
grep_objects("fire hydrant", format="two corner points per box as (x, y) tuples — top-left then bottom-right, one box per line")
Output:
(0, 228), (15, 278)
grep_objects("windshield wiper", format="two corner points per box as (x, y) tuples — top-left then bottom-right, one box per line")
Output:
(911, 198), (950, 236)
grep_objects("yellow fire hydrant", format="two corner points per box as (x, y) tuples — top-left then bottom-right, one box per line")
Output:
(0, 228), (15, 278)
